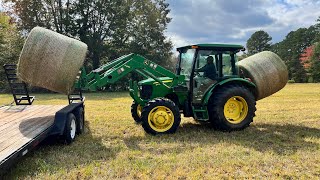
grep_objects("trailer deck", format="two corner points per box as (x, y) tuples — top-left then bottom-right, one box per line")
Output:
(0, 105), (65, 170)
(0, 64), (85, 174)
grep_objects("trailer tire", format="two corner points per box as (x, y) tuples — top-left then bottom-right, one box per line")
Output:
(131, 101), (142, 123)
(141, 98), (181, 135)
(63, 113), (77, 144)
(75, 107), (85, 134)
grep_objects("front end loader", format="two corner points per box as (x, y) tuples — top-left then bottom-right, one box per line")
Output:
(75, 44), (257, 135)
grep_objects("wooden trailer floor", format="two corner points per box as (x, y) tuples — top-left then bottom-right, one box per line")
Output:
(0, 105), (65, 162)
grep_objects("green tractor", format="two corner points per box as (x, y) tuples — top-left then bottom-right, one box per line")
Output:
(76, 44), (257, 135)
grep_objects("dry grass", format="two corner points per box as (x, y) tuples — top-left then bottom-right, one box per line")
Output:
(1, 84), (320, 179)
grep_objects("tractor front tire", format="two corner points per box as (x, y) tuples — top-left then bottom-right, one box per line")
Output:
(209, 85), (256, 131)
(131, 101), (142, 123)
(141, 98), (181, 135)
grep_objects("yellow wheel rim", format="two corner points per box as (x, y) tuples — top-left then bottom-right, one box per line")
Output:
(224, 96), (248, 124)
(137, 104), (142, 117)
(148, 106), (174, 132)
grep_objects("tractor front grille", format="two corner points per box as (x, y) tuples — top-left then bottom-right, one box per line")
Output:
(140, 85), (153, 100)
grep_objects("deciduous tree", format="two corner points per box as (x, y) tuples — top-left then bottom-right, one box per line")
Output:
(5, 0), (173, 70)
(271, 26), (318, 82)
(0, 13), (24, 91)
(310, 43), (320, 82)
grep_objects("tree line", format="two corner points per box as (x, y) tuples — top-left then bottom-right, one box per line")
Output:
(244, 18), (320, 83)
(1, 1), (320, 92)
(0, 0), (175, 92)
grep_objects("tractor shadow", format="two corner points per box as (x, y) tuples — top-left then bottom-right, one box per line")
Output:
(6, 121), (117, 178)
(124, 122), (320, 155)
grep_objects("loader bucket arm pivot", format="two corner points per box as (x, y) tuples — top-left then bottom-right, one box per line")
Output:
(76, 54), (178, 91)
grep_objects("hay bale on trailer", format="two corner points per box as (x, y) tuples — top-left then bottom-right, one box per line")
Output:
(17, 27), (87, 94)
(237, 51), (288, 100)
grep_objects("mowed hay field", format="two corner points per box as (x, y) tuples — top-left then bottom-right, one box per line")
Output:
(1, 84), (320, 179)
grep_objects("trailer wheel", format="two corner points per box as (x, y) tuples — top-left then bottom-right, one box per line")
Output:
(63, 113), (77, 144)
(75, 107), (85, 134)
(141, 98), (181, 135)
(131, 101), (142, 123)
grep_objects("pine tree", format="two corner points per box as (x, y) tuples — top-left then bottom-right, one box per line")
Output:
(246, 30), (272, 55)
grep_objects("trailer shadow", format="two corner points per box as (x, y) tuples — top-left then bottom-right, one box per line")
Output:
(7, 121), (117, 178)
(123, 122), (320, 156)
(18, 115), (55, 138)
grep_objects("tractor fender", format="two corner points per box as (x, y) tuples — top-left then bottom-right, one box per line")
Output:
(202, 78), (256, 105)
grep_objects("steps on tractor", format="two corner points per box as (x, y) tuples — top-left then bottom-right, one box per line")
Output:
(3, 64), (35, 105)
(192, 105), (209, 121)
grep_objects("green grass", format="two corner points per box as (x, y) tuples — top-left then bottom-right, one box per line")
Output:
(1, 84), (320, 179)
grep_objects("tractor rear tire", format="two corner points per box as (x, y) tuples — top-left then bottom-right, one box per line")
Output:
(131, 101), (142, 123)
(208, 85), (256, 131)
(141, 98), (181, 135)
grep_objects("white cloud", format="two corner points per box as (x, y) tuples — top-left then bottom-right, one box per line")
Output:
(166, 0), (320, 48)
(166, 33), (190, 49)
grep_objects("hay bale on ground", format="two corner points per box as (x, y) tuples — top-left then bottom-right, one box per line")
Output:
(237, 51), (288, 100)
(17, 27), (87, 94)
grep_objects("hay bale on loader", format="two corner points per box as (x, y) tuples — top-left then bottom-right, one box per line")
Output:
(237, 51), (288, 100)
(17, 27), (87, 94)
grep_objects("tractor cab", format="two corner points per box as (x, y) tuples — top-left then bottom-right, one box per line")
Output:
(176, 44), (245, 103)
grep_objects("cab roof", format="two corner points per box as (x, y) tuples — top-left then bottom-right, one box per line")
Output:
(177, 43), (245, 52)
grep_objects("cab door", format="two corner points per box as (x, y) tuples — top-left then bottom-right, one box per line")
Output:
(192, 50), (218, 104)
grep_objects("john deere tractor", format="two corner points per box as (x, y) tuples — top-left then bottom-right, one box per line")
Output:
(76, 44), (257, 135)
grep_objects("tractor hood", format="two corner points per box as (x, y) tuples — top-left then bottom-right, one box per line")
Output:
(138, 77), (173, 86)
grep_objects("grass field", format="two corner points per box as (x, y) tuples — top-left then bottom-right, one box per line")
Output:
(1, 84), (320, 179)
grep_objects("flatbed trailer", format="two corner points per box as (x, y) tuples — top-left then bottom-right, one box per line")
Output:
(0, 64), (86, 174)
(0, 102), (85, 174)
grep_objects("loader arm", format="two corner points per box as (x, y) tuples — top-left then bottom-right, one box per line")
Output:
(75, 53), (183, 96)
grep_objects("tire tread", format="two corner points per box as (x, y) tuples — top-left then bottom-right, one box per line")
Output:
(141, 98), (181, 135)
(208, 84), (256, 131)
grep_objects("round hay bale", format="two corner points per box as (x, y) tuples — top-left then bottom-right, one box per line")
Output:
(237, 51), (288, 100)
(17, 27), (88, 94)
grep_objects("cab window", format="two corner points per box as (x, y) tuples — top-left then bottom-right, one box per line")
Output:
(179, 48), (195, 79)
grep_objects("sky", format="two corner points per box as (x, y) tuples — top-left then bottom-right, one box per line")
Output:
(166, 0), (320, 48)
(1, 0), (320, 49)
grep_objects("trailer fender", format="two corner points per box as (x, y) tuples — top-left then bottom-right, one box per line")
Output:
(50, 102), (84, 136)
